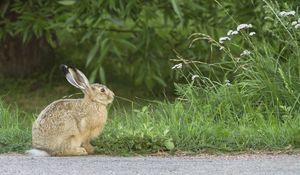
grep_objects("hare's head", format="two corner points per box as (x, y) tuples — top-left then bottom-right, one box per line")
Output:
(60, 64), (114, 105)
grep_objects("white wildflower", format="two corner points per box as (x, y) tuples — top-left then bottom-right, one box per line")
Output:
(279, 11), (295, 17)
(237, 24), (253, 31)
(171, 63), (182, 69)
(191, 75), (199, 81)
(219, 46), (225, 51)
(219, 36), (231, 44)
(240, 50), (251, 57)
(232, 31), (239, 35)
(227, 30), (238, 36)
(249, 32), (256, 36)
(285, 11), (295, 16)
(292, 21), (298, 26)
(225, 80), (231, 86)
(227, 30), (233, 36)
(295, 24), (300, 29)
(279, 11), (287, 16)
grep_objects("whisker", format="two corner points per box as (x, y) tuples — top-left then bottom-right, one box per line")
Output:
(115, 95), (137, 104)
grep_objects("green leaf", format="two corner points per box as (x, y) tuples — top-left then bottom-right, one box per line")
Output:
(22, 27), (29, 43)
(117, 39), (137, 50)
(170, 0), (182, 19)
(99, 66), (106, 84)
(1, 1), (10, 18)
(112, 45), (122, 58)
(163, 129), (169, 136)
(58, 0), (76, 5)
(164, 139), (175, 150)
(89, 68), (98, 83)
(153, 75), (167, 87)
(86, 42), (100, 67)
(80, 31), (93, 43)
(99, 38), (110, 61)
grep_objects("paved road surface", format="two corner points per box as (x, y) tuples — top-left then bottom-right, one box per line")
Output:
(1, 154), (300, 175)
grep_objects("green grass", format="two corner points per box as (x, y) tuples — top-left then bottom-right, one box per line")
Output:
(93, 87), (300, 155)
(1, 2), (300, 155)
(2, 93), (300, 155)
(0, 100), (33, 153)
(1, 82), (300, 155)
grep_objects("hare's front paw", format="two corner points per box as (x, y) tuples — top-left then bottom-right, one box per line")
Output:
(62, 147), (88, 156)
(82, 143), (95, 154)
(76, 147), (88, 155)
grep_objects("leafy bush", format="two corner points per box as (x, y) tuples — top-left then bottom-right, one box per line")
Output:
(1, 0), (285, 90)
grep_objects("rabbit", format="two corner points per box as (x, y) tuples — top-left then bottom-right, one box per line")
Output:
(26, 64), (114, 156)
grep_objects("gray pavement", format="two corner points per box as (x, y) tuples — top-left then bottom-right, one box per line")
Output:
(1, 154), (300, 175)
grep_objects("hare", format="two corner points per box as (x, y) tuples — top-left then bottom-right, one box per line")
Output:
(26, 64), (114, 156)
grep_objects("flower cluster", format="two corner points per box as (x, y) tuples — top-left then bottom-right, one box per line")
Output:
(227, 30), (238, 36)
(218, 23), (254, 44)
(225, 79), (231, 86)
(172, 63), (182, 69)
(291, 18), (300, 29)
(278, 11), (295, 17)
(240, 50), (251, 57)
(278, 10), (300, 29)
(236, 24), (253, 31)
(249, 32), (256, 36)
(219, 37), (231, 44)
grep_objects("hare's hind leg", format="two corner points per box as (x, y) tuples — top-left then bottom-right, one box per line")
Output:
(82, 142), (94, 154)
(56, 135), (87, 156)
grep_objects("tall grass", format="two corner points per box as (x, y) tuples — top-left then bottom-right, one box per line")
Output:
(94, 91), (300, 154)
(0, 100), (33, 153)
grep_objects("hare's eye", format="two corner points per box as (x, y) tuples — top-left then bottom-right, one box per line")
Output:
(101, 88), (105, 92)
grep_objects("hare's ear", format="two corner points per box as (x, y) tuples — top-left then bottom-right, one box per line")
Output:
(73, 67), (90, 89)
(60, 64), (89, 90)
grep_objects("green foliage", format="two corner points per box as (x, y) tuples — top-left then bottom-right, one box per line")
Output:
(1, 0), (285, 90)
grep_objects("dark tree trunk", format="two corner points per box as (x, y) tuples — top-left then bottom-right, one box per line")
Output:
(0, 1), (54, 78)
(0, 36), (54, 78)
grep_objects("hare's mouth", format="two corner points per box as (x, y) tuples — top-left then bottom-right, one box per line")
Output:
(106, 94), (114, 103)
(108, 96), (114, 102)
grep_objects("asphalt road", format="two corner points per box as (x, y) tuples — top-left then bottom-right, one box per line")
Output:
(1, 154), (300, 175)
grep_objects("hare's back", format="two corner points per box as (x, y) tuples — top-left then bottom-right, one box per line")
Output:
(32, 99), (83, 148)
(36, 99), (82, 125)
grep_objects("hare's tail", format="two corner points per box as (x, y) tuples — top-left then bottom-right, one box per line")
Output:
(26, 149), (50, 157)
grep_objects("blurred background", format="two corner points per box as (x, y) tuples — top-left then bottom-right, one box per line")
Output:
(0, 0), (273, 112)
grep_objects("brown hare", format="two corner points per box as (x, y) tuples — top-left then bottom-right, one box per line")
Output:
(26, 64), (114, 156)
